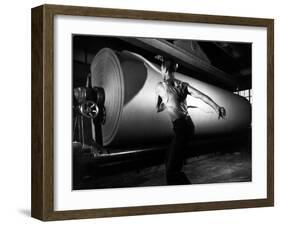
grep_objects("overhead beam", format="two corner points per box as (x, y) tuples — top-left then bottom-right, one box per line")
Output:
(120, 38), (238, 90)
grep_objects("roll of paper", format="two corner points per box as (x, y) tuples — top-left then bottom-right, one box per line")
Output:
(90, 48), (251, 147)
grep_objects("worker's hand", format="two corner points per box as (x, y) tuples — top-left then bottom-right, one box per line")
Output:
(155, 55), (164, 62)
(218, 107), (226, 119)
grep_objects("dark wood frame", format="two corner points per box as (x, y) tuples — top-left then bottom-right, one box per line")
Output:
(31, 4), (274, 221)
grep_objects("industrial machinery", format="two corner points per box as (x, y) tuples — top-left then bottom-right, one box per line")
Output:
(73, 48), (251, 159)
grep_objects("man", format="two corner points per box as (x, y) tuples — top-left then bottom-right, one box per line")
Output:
(155, 57), (226, 185)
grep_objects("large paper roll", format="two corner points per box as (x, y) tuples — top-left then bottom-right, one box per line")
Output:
(90, 48), (251, 147)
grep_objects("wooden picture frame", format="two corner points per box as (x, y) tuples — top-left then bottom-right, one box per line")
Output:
(31, 4), (274, 221)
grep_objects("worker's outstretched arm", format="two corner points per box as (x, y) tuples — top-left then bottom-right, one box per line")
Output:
(188, 84), (226, 119)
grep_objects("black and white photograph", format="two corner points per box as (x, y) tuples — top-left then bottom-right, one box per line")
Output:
(72, 35), (252, 190)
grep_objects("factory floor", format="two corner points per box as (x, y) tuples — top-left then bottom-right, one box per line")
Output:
(73, 143), (252, 189)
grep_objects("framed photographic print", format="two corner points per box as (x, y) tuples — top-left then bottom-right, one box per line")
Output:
(31, 4), (274, 221)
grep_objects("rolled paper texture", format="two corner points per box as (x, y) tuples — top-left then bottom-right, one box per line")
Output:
(90, 48), (251, 147)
